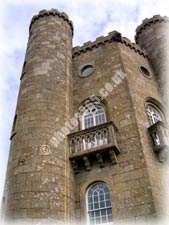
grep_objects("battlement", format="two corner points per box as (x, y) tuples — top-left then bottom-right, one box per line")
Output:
(135, 15), (169, 43)
(73, 31), (147, 58)
(29, 8), (74, 36)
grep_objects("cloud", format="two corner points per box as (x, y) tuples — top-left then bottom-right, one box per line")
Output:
(0, 0), (169, 204)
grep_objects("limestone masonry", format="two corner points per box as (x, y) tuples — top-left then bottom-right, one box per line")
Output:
(2, 8), (169, 225)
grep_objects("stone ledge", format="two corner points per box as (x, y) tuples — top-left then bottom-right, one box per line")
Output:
(29, 8), (74, 36)
(73, 31), (147, 58)
(135, 15), (169, 43)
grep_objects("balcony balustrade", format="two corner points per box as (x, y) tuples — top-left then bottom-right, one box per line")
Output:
(148, 121), (169, 162)
(68, 121), (120, 173)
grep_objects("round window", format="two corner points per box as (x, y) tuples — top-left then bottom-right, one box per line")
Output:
(140, 66), (150, 77)
(80, 65), (94, 77)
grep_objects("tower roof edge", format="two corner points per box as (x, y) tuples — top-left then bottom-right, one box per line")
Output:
(73, 31), (147, 58)
(135, 15), (169, 43)
(29, 8), (74, 36)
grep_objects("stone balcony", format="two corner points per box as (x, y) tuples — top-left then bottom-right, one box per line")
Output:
(148, 121), (169, 162)
(68, 121), (120, 173)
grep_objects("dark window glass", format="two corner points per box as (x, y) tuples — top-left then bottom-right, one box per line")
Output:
(140, 66), (150, 77)
(81, 65), (94, 77)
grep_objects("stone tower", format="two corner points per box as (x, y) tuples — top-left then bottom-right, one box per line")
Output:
(3, 9), (75, 223)
(2, 9), (169, 225)
(135, 15), (169, 100)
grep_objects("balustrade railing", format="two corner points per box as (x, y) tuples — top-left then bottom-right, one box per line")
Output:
(148, 121), (168, 152)
(68, 121), (119, 156)
(148, 121), (169, 162)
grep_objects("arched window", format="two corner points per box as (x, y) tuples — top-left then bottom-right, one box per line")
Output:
(146, 103), (164, 125)
(83, 106), (107, 129)
(87, 182), (113, 225)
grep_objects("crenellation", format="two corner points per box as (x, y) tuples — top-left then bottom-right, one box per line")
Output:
(73, 31), (148, 58)
(29, 9), (74, 36)
(135, 15), (169, 43)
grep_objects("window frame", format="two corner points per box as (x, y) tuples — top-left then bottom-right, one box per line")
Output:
(79, 62), (95, 78)
(139, 66), (151, 79)
(86, 182), (113, 225)
(146, 102), (164, 126)
(81, 65), (94, 77)
(82, 106), (107, 130)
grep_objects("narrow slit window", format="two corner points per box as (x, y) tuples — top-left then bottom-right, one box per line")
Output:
(12, 114), (17, 133)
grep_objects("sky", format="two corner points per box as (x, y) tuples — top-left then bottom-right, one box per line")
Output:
(0, 0), (169, 204)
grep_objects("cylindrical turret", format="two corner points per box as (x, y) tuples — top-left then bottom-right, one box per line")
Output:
(135, 15), (169, 99)
(3, 9), (74, 223)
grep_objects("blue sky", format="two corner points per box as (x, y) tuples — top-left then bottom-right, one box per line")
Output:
(0, 0), (169, 203)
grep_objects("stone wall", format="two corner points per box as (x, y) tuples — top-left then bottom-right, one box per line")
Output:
(135, 15), (169, 103)
(72, 38), (161, 223)
(4, 9), (75, 223)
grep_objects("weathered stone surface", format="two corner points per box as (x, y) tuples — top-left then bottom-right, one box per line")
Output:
(3, 8), (75, 224)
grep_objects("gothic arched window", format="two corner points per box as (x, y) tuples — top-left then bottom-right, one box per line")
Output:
(86, 182), (113, 225)
(146, 103), (163, 126)
(82, 106), (107, 129)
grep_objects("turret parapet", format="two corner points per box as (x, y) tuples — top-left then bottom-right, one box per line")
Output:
(135, 15), (169, 43)
(29, 8), (74, 36)
(73, 31), (147, 58)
